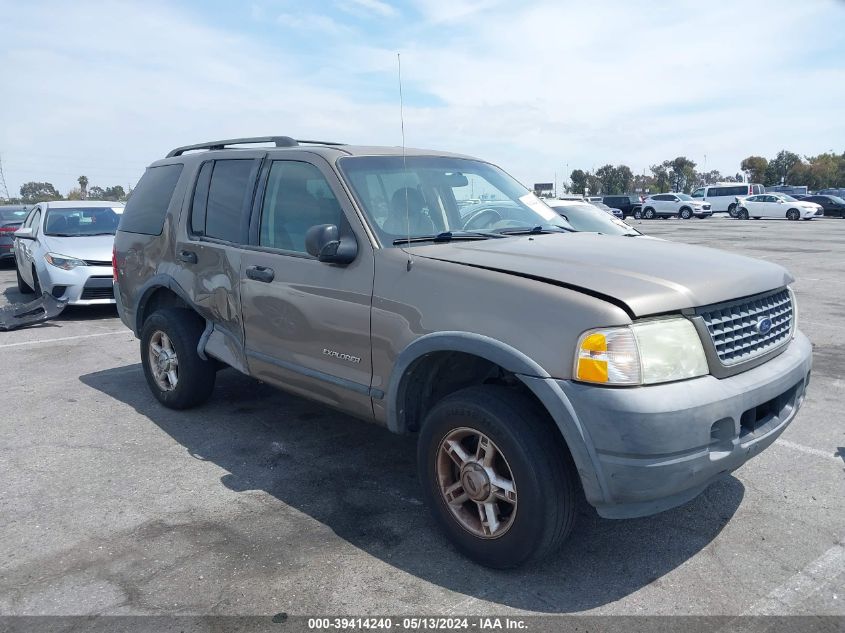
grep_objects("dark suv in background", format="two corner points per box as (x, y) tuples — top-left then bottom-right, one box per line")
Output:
(601, 195), (641, 218)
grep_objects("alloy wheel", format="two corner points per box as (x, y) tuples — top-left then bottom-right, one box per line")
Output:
(436, 427), (517, 539)
(149, 330), (179, 391)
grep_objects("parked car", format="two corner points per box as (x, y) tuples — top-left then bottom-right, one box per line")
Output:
(13, 201), (124, 303)
(815, 187), (845, 199)
(800, 195), (845, 218)
(691, 183), (764, 216)
(590, 201), (623, 219)
(602, 195), (642, 218)
(114, 135), (811, 569)
(0, 205), (30, 261)
(641, 193), (712, 219)
(735, 193), (823, 220)
(544, 200), (644, 236)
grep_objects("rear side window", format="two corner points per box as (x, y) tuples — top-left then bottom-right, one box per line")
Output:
(191, 159), (257, 242)
(119, 164), (183, 235)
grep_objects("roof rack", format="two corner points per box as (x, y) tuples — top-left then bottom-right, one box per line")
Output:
(166, 136), (346, 158)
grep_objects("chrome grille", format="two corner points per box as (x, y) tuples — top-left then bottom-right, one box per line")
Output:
(698, 289), (793, 366)
(84, 259), (112, 267)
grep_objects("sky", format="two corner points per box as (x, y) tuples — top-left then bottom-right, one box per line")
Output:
(1, 0), (844, 196)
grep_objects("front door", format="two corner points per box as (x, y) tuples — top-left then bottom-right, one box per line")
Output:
(240, 156), (375, 420)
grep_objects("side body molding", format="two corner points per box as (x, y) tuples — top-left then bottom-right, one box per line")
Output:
(386, 331), (609, 505)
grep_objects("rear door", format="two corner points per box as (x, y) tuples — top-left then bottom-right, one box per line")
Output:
(240, 154), (376, 420)
(177, 152), (263, 355)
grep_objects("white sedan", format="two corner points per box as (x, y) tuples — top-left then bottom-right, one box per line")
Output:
(736, 193), (823, 221)
(13, 201), (124, 304)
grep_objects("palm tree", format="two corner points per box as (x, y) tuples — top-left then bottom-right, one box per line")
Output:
(78, 175), (88, 200)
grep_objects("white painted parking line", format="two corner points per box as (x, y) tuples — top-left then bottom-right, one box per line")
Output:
(741, 541), (844, 615)
(0, 330), (128, 349)
(775, 439), (841, 462)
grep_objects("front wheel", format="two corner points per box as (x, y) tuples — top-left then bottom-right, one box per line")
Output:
(643, 207), (656, 220)
(140, 308), (216, 409)
(679, 208), (693, 220)
(632, 208), (643, 220)
(16, 265), (33, 293)
(728, 203), (738, 217)
(737, 208), (749, 220)
(786, 209), (801, 221)
(418, 385), (576, 569)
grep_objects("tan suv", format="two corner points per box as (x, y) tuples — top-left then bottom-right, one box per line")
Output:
(114, 136), (812, 568)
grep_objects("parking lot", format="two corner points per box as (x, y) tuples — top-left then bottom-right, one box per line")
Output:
(0, 216), (842, 618)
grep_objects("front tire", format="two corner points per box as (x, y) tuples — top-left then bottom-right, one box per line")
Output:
(738, 208), (749, 220)
(16, 265), (33, 293)
(632, 208), (643, 220)
(728, 203), (738, 217)
(417, 385), (576, 569)
(140, 308), (216, 409)
(643, 207), (656, 220)
(786, 209), (801, 221)
(679, 207), (693, 219)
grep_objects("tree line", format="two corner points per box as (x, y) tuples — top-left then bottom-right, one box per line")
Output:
(568, 149), (845, 196)
(4, 175), (129, 205)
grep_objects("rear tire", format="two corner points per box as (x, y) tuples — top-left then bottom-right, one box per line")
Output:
(643, 207), (655, 219)
(738, 208), (749, 220)
(140, 308), (216, 409)
(16, 265), (33, 293)
(786, 209), (801, 221)
(417, 385), (576, 569)
(633, 208), (643, 220)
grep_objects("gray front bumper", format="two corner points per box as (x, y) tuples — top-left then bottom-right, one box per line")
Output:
(559, 331), (812, 519)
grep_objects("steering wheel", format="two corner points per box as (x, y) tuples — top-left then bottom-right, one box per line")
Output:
(462, 207), (503, 230)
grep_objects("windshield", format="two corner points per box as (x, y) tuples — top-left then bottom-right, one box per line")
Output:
(777, 194), (797, 201)
(676, 194), (694, 201)
(0, 208), (28, 223)
(44, 207), (123, 236)
(338, 156), (571, 244)
(547, 203), (640, 236)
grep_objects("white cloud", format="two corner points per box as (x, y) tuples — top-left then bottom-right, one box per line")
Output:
(339, 0), (397, 18)
(0, 0), (842, 195)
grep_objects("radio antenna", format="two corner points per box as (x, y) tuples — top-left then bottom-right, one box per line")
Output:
(398, 52), (413, 270)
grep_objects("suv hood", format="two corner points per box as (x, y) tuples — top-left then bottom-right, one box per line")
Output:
(408, 233), (793, 317)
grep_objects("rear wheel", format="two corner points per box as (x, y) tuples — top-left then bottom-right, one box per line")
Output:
(632, 208), (643, 220)
(738, 208), (749, 220)
(16, 265), (33, 293)
(140, 308), (216, 409)
(728, 203), (738, 217)
(643, 207), (655, 220)
(418, 385), (576, 569)
(679, 207), (693, 219)
(786, 209), (801, 221)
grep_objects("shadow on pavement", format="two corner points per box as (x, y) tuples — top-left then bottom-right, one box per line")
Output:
(80, 364), (744, 612)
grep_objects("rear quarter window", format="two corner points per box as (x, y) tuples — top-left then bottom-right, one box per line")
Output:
(119, 164), (184, 235)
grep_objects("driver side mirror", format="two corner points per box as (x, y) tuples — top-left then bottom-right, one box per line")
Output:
(14, 227), (35, 240)
(305, 224), (357, 265)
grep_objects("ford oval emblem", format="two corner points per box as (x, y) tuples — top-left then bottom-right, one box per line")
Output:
(757, 317), (773, 334)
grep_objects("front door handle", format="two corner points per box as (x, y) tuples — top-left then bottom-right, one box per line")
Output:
(178, 250), (198, 264)
(246, 265), (275, 283)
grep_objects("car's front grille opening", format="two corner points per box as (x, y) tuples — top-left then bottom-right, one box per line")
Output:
(699, 288), (793, 366)
(80, 286), (115, 300)
(740, 379), (803, 438)
(83, 260), (112, 267)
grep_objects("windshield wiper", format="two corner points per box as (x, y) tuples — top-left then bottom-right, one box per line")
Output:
(393, 231), (497, 245)
(493, 225), (569, 236)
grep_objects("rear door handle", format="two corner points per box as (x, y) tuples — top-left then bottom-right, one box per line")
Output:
(178, 250), (198, 264)
(246, 265), (274, 283)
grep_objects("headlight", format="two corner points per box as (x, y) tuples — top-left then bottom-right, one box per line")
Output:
(575, 317), (708, 385)
(45, 253), (87, 270)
